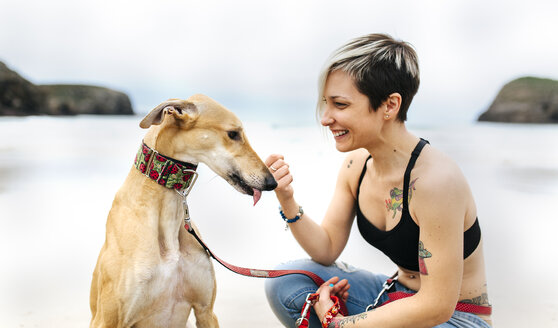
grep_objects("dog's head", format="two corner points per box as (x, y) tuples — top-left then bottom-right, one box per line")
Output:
(139, 94), (277, 204)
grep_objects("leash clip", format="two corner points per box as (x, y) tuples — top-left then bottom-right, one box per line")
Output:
(366, 275), (398, 312)
(175, 169), (198, 232)
(296, 293), (318, 327)
(177, 187), (194, 232)
(182, 199), (193, 231)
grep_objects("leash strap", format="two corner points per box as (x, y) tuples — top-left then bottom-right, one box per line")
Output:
(296, 293), (340, 328)
(186, 224), (323, 281)
(379, 291), (492, 315)
(184, 224), (348, 316)
(296, 293), (320, 328)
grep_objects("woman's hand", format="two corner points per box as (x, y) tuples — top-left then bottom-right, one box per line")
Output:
(313, 276), (350, 321)
(265, 154), (294, 202)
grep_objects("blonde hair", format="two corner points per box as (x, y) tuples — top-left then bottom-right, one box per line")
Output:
(317, 33), (420, 121)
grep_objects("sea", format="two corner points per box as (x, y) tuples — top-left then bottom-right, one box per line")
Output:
(0, 115), (557, 327)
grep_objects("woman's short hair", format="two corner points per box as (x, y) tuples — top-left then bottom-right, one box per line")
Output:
(317, 33), (420, 122)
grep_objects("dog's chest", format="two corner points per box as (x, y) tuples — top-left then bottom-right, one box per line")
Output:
(145, 250), (214, 303)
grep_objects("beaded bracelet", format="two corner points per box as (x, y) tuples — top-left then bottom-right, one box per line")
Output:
(321, 295), (340, 328)
(279, 206), (304, 230)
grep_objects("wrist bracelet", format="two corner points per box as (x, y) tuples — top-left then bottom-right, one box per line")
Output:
(321, 295), (340, 328)
(279, 206), (303, 230)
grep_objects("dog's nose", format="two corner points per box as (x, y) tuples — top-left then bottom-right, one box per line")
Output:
(264, 174), (278, 191)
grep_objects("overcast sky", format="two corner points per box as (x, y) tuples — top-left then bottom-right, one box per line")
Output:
(1, 0), (557, 124)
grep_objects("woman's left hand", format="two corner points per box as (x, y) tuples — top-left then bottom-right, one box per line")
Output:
(313, 276), (350, 321)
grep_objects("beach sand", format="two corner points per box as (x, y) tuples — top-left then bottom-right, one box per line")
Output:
(1, 116), (557, 327)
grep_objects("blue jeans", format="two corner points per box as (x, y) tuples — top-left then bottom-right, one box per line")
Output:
(264, 259), (491, 327)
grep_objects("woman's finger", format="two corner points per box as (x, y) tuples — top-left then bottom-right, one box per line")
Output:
(269, 159), (288, 173)
(265, 154), (284, 167)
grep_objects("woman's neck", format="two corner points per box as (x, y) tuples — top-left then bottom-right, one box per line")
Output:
(364, 123), (419, 176)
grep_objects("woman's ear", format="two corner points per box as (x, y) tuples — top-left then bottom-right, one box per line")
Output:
(384, 93), (402, 119)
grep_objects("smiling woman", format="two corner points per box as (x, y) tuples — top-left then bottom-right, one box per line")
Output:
(264, 34), (492, 328)
(316, 33), (420, 123)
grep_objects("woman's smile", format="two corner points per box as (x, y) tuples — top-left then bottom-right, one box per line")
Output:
(332, 129), (349, 138)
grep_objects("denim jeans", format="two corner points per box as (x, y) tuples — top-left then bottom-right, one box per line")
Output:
(264, 259), (491, 328)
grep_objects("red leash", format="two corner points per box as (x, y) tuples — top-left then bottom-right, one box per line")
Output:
(184, 222), (348, 318)
(185, 222), (323, 282)
(383, 291), (492, 315)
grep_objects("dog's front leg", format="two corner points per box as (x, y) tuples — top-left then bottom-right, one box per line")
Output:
(185, 249), (219, 328)
(193, 303), (219, 328)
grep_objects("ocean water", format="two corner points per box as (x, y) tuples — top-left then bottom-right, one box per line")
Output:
(0, 116), (557, 327)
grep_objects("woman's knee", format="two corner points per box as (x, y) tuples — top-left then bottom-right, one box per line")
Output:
(264, 259), (326, 326)
(264, 259), (322, 307)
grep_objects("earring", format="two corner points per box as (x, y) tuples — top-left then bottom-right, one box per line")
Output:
(384, 114), (390, 119)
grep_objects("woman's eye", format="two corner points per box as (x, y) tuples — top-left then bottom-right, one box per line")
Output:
(227, 131), (240, 140)
(335, 102), (348, 108)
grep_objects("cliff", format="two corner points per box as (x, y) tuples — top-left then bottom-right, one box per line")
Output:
(478, 77), (558, 123)
(0, 61), (46, 115)
(0, 61), (133, 116)
(38, 84), (133, 115)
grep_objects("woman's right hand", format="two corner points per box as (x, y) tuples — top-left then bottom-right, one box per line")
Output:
(265, 154), (294, 202)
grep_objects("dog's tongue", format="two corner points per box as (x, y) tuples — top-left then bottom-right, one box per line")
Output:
(253, 188), (262, 206)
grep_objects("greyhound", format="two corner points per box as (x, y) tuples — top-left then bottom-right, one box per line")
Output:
(89, 94), (277, 328)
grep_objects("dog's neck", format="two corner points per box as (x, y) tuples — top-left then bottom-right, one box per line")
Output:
(130, 141), (199, 255)
(134, 141), (198, 192)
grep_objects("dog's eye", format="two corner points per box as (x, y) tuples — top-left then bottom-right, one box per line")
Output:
(227, 131), (241, 141)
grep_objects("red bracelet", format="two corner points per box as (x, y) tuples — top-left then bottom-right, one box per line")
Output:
(321, 295), (340, 328)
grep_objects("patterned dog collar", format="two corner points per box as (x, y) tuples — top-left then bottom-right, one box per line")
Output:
(134, 141), (198, 191)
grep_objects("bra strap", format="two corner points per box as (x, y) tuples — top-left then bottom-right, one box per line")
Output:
(356, 155), (372, 199)
(402, 139), (429, 212)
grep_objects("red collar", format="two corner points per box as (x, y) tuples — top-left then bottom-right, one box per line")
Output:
(134, 141), (198, 192)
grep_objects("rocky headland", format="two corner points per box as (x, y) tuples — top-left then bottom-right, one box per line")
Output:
(0, 61), (133, 116)
(478, 77), (558, 123)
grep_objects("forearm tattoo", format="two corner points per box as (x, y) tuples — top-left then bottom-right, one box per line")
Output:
(461, 293), (491, 306)
(328, 313), (368, 328)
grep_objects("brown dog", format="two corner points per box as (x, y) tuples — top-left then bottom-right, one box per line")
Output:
(89, 94), (276, 328)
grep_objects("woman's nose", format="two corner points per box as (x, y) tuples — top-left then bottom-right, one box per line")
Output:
(320, 109), (334, 126)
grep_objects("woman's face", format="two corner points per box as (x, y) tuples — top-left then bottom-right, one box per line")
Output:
(321, 70), (383, 152)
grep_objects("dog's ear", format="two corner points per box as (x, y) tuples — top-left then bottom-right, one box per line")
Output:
(139, 99), (198, 129)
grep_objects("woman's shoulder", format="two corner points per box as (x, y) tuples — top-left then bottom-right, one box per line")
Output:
(337, 149), (371, 195)
(414, 144), (472, 204)
(343, 148), (370, 169)
(340, 148), (371, 178)
(418, 145), (464, 182)
(411, 143), (477, 228)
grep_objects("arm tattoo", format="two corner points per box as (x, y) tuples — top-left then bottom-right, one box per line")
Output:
(418, 240), (432, 275)
(328, 313), (368, 328)
(461, 293), (491, 306)
(347, 159), (353, 168)
(385, 178), (418, 219)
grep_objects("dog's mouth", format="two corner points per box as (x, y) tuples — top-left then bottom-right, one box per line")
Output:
(229, 173), (262, 206)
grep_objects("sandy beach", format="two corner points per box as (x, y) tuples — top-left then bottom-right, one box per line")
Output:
(1, 116), (557, 327)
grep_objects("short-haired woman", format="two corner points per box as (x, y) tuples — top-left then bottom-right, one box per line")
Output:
(265, 34), (492, 327)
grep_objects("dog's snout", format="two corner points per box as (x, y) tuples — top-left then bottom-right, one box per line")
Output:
(264, 174), (277, 191)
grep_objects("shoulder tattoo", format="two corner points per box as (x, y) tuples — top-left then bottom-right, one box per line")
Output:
(385, 178), (418, 219)
(418, 240), (432, 275)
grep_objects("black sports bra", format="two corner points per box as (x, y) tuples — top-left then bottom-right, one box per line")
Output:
(355, 139), (482, 272)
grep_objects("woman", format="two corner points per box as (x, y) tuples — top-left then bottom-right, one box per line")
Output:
(264, 34), (492, 328)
